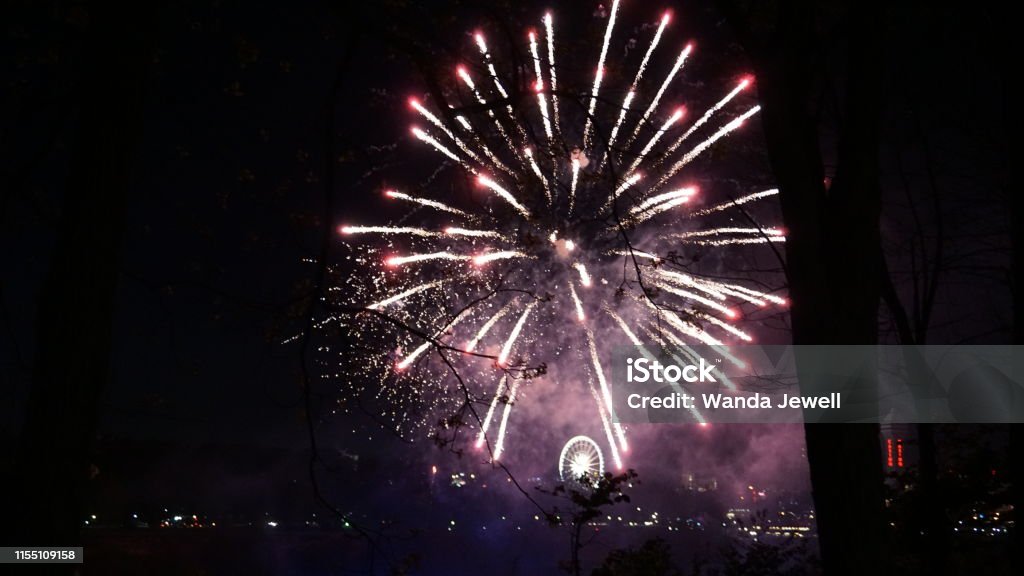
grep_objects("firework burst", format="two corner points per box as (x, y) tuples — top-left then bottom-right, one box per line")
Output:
(330, 6), (786, 469)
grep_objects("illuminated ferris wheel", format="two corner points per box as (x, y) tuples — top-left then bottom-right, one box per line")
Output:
(558, 435), (604, 485)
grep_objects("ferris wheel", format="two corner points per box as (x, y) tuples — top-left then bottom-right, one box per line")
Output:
(558, 435), (604, 485)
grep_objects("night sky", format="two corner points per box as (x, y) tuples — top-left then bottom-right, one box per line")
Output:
(1, 1), (1014, 575)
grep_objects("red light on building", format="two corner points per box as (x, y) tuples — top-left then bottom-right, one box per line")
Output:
(886, 438), (905, 468)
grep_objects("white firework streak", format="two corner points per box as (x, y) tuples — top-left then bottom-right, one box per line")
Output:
(492, 376), (520, 460)
(385, 251), (472, 267)
(625, 107), (684, 176)
(528, 30), (544, 87)
(582, 0), (621, 149)
(641, 298), (723, 346)
(654, 281), (736, 318)
(632, 12), (672, 86)
(568, 157), (581, 215)
(466, 301), (517, 352)
(628, 197), (690, 225)
(655, 266), (778, 307)
(691, 188), (779, 217)
(528, 32), (554, 140)
(457, 67), (519, 158)
(608, 248), (661, 262)
(654, 268), (727, 300)
(603, 172), (643, 211)
(685, 236), (787, 246)
(396, 343), (433, 372)
(543, 12), (560, 134)
(474, 33), (528, 141)
(669, 226), (786, 246)
(675, 227), (784, 239)
(649, 105), (761, 193)
(473, 250), (528, 265)
(536, 86), (554, 141)
(598, 11), (671, 171)
(599, 90), (635, 172)
(412, 127), (475, 172)
(696, 311), (753, 342)
(622, 44), (692, 152)
(449, 111), (514, 177)
(629, 188), (696, 215)
(340, 225), (441, 238)
(657, 78), (751, 164)
(623, 187), (696, 225)
(589, 384), (622, 469)
(638, 324), (707, 423)
(662, 310), (724, 347)
(605, 308), (645, 349)
(692, 281), (766, 306)
(498, 300), (537, 365)
(710, 281), (787, 306)
(410, 99), (489, 169)
(605, 308), (661, 380)
(367, 279), (445, 310)
(384, 190), (470, 219)
(585, 327), (628, 451)
(396, 307), (473, 370)
(524, 148), (552, 203)
(478, 175), (531, 218)
(573, 262), (592, 286)
(569, 282), (586, 321)
(444, 227), (506, 240)
(476, 374), (507, 449)
(653, 323), (739, 390)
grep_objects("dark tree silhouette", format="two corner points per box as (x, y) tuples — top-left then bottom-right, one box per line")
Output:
(3, 1), (156, 554)
(592, 538), (685, 576)
(715, 1), (888, 573)
(541, 470), (639, 576)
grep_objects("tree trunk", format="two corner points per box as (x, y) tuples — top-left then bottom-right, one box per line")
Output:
(747, 2), (888, 574)
(3, 1), (155, 551)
